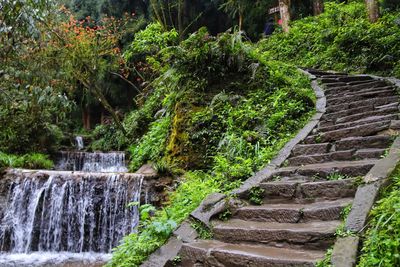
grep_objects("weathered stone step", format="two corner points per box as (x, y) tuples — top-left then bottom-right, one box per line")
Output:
(335, 107), (397, 124)
(325, 80), (389, 95)
(354, 148), (386, 159)
(260, 178), (358, 200)
(327, 89), (395, 105)
(272, 160), (377, 178)
(288, 148), (385, 166)
(318, 115), (398, 133)
(336, 76), (374, 83)
(180, 240), (325, 267)
(213, 219), (341, 250)
(326, 86), (395, 99)
(292, 143), (330, 156)
(305, 121), (390, 143)
(335, 135), (393, 151)
(288, 150), (354, 166)
(325, 96), (398, 114)
(235, 198), (352, 223)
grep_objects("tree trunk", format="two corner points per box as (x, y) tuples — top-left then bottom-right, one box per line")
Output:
(365, 0), (379, 22)
(313, 0), (324, 15)
(82, 106), (91, 130)
(279, 0), (291, 33)
(238, 13), (243, 31)
(80, 79), (127, 135)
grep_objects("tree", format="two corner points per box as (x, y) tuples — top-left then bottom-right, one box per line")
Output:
(279, 0), (291, 33)
(220, 0), (250, 31)
(365, 0), (379, 22)
(313, 0), (324, 15)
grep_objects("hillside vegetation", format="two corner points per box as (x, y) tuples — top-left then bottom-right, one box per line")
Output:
(260, 2), (400, 78)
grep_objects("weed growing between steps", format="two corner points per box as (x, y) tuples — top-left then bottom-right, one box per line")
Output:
(358, 166), (400, 267)
(0, 152), (54, 171)
(108, 29), (315, 267)
(259, 2), (400, 78)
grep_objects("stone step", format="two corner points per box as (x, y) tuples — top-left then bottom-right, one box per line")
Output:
(335, 107), (397, 124)
(354, 148), (386, 159)
(304, 120), (390, 143)
(336, 76), (374, 83)
(347, 79), (379, 86)
(324, 82), (347, 89)
(318, 114), (398, 133)
(326, 85), (394, 98)
(335, 135), (393, 151)
(235, 198), (352, 223)
(180, 240), (325, 267)
(287, 147), (385, 166)
(273, 160), (377, 178)
(325, 96), (398, 114)
(327, 89), (395, 106)
(260, 178), (358, 200)
(288, 150), (354, 166)
(213, 219), (341, 250)
(292, 143), (330, 156)
(322, 105), (373, 121)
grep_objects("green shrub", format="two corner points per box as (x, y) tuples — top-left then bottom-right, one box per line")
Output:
(0, 152), (54, 170)
(129, 116), (171, 171)
(358, 166), (400, 267)
(259, 2), (400, 77)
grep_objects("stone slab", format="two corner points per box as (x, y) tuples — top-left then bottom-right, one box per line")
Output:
(331, 236), (360, 267)
(140, 237), (183, 267)
(190, 193), (226, 226)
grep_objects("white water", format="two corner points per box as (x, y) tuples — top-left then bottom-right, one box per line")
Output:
(0, 252), (111, 267)
(75, 136), (84, 150)
(0, 150), (140, 266)
(56, 151), (128, 172)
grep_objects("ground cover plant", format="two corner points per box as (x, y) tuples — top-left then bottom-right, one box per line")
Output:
(259, 1), (400, 78)
(357, 166), (400, 267)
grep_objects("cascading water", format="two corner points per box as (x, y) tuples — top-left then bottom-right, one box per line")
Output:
(56, 151), (128, 172)
(75, 136), (84, 150)
(0, 150), (141, 267)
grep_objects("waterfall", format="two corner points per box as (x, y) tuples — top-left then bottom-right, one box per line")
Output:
(0, 171), (142, 254)
(56, 151), (128, 172)
(0, 150), (142, 266)
(75, 136), (84, 150)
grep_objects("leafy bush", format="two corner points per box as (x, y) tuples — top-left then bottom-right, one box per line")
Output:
(259, 2), (400, 77)
(109, 171), (222, 266)
(0, 86), (71, 154)
(358, 166), (400, 267)
(0, 152), (54, 170)
(129, 116), (171, 171)
(110, 29), (315, 266)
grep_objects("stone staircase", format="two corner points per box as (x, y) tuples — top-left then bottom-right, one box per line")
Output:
(177, 70), (399, 266)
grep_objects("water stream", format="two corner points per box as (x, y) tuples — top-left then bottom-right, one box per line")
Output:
(0, 150), (140, 266)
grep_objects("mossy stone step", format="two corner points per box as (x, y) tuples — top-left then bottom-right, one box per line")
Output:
(180, 240), (325, 267)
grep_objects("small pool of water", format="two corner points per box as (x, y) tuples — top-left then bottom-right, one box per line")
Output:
(0, 252), (111, 267)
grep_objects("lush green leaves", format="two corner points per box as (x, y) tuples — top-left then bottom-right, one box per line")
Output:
(358, 166), (400, 267)
(260, 2), (400, 77)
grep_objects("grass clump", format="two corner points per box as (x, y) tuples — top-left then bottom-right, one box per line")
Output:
(357, 166), (400, 267)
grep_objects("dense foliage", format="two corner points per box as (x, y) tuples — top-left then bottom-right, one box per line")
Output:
(0, 152), (54, 171)
(108, 28), (314, 266)
(358, 166), (400, 267)
(260, 1), (400, 77)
